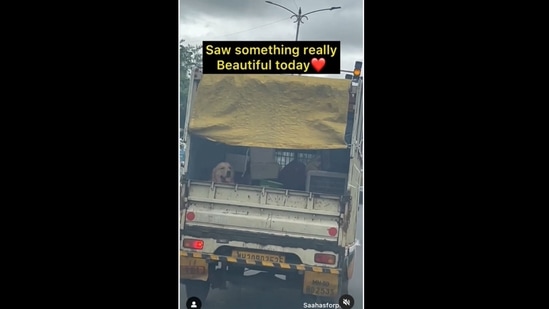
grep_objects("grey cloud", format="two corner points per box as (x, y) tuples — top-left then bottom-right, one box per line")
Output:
(181, 0), (275, 19)
(181, 0), (362, 27)
(181, 2), (362, 43)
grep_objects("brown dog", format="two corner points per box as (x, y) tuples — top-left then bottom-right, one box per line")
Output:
(211, 162), (234, 184)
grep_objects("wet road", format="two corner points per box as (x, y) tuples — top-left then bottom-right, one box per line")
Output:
(180, 205), (364, 309)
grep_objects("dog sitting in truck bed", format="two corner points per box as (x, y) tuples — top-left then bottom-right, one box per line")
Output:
(211, 162), (234, 184)
(278, 159), (306, 191)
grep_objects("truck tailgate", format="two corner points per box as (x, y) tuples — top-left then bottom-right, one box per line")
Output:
(182, 180), (342, 242)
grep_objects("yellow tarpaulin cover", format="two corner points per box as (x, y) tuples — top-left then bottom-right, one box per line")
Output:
(189, 74), (350, 149)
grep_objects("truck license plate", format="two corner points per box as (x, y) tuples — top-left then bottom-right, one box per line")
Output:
(232, 250), (286, 263)
(180, 256), (208, 281)
(303, 271), (339, 297)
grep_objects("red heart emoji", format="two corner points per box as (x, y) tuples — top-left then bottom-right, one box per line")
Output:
(311, 58), (326, 72)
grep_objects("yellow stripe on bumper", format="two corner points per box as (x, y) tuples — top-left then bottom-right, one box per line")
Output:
(180, 251), (340, 274)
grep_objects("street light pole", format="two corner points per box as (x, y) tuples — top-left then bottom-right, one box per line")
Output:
(295, 7), (301, 41)
(265, 1), (341, 41)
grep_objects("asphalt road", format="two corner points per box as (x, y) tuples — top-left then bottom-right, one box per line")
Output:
(180, 205), (364, 309)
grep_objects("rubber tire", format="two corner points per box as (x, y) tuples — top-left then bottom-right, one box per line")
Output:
(227, 265), (245, 276)
(341, 276), (349, 295)
(331, 272), (349, 303)
(185, 280), (210, 302)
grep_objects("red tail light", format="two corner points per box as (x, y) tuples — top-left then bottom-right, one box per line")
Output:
(186, 211), (195, 221)
(328, 227), (338, 237)
(315, 253), (336, 265)
(183, 238), (204, 250)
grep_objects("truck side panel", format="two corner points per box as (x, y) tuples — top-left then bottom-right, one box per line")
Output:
(184, 181), (342, 242)
(340, 80), (364, 247)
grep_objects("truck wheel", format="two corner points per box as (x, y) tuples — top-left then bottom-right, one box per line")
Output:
(341, 276), (349, 295)
(185, 280), (210, 302)
(226, 265), (245, 281)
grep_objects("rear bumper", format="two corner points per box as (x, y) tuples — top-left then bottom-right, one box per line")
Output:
(180, 250), (341, 275)
(180, 250), (343, 298)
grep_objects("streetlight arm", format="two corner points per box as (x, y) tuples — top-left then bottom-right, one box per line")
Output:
(291, 15), (303, 22)
(302, 7), (341, 18)
(265, 1), (298, 16)
(291, 15), (308, 23)
(265, 2), (342, 42)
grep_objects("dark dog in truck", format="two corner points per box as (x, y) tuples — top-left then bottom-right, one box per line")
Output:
(278, 159), (307, 191)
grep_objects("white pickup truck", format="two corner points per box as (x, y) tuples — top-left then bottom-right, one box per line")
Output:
(180, 68), (364, 304)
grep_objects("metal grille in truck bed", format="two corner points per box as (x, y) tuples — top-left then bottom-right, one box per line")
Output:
(306, 171), (348, 196)
(275, 150), (318, 169)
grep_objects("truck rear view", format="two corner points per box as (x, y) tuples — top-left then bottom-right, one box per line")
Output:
(180, 69), (364, 305)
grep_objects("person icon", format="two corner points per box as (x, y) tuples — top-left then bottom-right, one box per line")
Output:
(186, 297), (201, 309)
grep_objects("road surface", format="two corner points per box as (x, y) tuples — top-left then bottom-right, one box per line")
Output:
(180, 205), (364, 309)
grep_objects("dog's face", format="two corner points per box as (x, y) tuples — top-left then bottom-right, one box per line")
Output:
(212, 162), (234, 184)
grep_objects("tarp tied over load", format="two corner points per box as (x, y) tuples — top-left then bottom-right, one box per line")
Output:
(188, 74), (350, 149)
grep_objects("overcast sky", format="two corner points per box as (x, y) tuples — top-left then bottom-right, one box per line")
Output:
(180, 0), (364, 78)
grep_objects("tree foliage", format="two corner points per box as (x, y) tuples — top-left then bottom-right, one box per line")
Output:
(180, 40), (202, 128)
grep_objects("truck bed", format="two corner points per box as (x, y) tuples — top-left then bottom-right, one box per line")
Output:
(182, 180), (343, 244)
